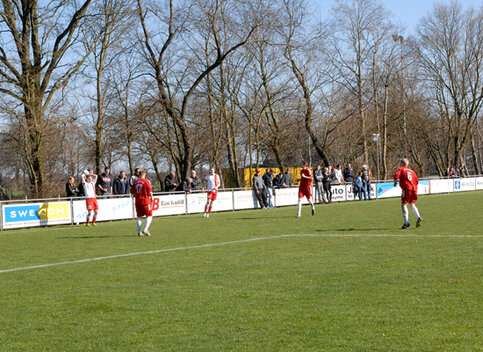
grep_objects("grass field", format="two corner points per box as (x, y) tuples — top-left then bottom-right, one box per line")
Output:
(0, 192), (482, 351)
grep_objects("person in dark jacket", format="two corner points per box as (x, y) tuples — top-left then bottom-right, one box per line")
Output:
(113, 171), (129, 195)
(97, 167), (113, 197)
(66, 176), (80, 197)
(164, 171), (177, 192)
(343, 163), (354, 184)
(262, 169), (275, 208)
(322, 167), (332, 203)
(190, 170), (201, 191)
(273, 172), (284, 188)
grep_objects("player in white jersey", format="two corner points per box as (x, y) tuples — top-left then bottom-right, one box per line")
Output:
(81, 170), (99, 226)
(202, 167), (221, 217)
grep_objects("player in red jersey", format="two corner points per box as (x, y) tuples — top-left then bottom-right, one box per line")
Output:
(297, 161), (315, 218)
(81, 170), (98, 226)
(130, 170), (154, 236)
(202, 167), (221, 218)
(394, 158), (422, 229)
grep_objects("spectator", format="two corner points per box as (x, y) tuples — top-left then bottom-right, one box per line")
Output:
(273, 172), (284, 189)
(355, 171), (365, 201)
(362, 164), (373, 200)
(97, 167), (113, 197)
(129, 167), (141, 187)
(313, 164), (324, 204)
(253, 169), (268, 209)
(190, 170), (201, 191)
(66, 176), (80, 197)
(459, 164), (469, 177)
(282, 168), (292, 188)
(113, 171), (129, 195)
(448, 166), (458, 178)
(181, 178), (194, 193)
(329, 165), (337, 184)
(164, 171), (177, 192)
(343, 163), (354, 184)
(334, 164), (344, 184)
(322, 167), (331, 203)
(262, 168), (275, 208)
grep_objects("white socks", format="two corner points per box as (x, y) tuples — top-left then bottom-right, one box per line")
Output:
(402, 204), (409, 224)
(144, 216), (152, 232)
(137, 218), (142, 233)
(411, 204), (421, 219)
(297, 202), (302, 216)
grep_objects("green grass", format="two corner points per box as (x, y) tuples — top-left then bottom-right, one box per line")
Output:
(0, 192), (482, 351)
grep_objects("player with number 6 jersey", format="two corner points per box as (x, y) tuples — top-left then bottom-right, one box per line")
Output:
(394, 158), (422, 229)
(130, 170), (154, 236)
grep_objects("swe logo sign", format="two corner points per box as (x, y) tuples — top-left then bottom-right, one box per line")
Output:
(3, 202), (71, 228)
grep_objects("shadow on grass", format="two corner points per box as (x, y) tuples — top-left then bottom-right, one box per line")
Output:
(57, 235), (134, 239)
(316, 228), (390, 232)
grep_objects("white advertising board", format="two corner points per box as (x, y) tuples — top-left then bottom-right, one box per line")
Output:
(418, 180), (431, 195)
(454, 178), (475, 192)
(213, 191), (233, 212)
(73, 198), (133, 223)
(233, 190), (258, 210)
(187, 193), (207, 214)
(274, 188), (304, 206)
(330, 185), (347, 202)
(152, 194), (186, 216)
(186, 191), (233, 214)
(429, 179), (452, 194)
(475, 177), (483, 190)
(2, 201), (71, 229)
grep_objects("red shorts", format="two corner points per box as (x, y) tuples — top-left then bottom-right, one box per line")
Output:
(207, 190), (218, 201)
(136, 202), (153, 217)
(401, 189), (418, 204)
(136, 203), (153, 218)
(86, 198), (98, 211)
(298, 187), (312, 200)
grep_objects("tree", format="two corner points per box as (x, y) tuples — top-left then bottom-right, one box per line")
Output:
(136, 0), (258, 181)
(0, 0), (94, 197)
(417, 2), (483, 171)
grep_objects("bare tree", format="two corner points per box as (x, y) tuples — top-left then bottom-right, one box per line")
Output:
(136, 0), (258, 181)
(417, 2), (483, 171)
(0, 0), (94, 197)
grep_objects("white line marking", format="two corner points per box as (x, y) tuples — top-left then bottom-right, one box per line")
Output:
(1, 233), (481, 274)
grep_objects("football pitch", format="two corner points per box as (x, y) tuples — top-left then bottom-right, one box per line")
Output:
(0, 192), (482, 351)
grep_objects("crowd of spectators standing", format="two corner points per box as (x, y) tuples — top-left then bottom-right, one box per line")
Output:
(69, 161), (456, 203)
(447, 164), (469, 178)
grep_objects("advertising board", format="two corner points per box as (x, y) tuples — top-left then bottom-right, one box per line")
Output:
(429, 179), (452, 194)
(475, 177), (483, 190)
(72, 198), (133, 223)
(2, 202), (71, 229)
(152, 194), (186, 216)
(233, 190), (258, 210)
(454, 178), (475, 192)
(274, 188), (303, 207)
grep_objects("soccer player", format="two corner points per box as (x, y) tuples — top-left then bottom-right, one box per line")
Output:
(130, 170), (154, 236)
(394, 158), (422, 229)
(297, 161), (315, 218)
(202, 167), (221, 218)
(81, 170), (98, 226)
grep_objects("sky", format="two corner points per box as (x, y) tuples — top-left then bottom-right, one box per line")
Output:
(316, 0), (482, 36)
